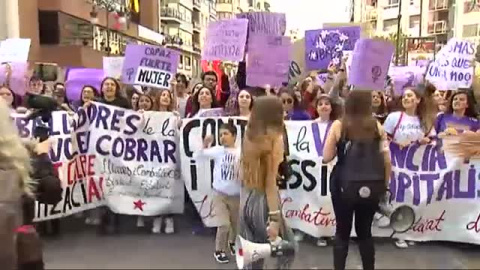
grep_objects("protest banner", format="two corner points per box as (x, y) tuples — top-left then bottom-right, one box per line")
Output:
(65, 68), (104, 102)
(12, 111), (105, 221)
(348, 38), (394, 90)
(246, 35), (291, 87)
(181, 117), (480, 244)
(122, 44), (179, 89)
(103, 56), (125, 79)
(236, 12), (287, 37)
(74, 103), (183, 215)
(426, 38), (476, 90)
(0, 38), (31, 62)
(202, 19), (249, 62)
(305, 26), (361, 71)
(196, 108), (225, 117)
(316, 73), (329, 87)
(12, 103), (184, 221)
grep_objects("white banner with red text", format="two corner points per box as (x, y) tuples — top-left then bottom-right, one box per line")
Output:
(180, 117), (480, 244)
(12, 102), (184, 221)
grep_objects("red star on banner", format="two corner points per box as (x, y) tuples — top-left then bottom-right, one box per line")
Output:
(133, 199), (146, 211)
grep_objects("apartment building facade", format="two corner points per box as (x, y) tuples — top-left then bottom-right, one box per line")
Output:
(161, 0), (217, 78)
(353, 0), (449, 44)
(216, 0), (270, 20)
(451, 0), (480, 45)
(0, 0), (165, 69)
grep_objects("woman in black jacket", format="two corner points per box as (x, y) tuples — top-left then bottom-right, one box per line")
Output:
(20, 138), (63, 270)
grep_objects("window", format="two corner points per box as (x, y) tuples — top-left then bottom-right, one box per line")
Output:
(409, 15), (420, 28)
(383, 19), (397, 32)
(463, 24), (480, 37)
(386, 0), (399, 8)
(185, 56), (191, 70)
(179, 55), (184, 69)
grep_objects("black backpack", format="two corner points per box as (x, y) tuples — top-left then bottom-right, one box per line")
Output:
(337, 127), (386, 201)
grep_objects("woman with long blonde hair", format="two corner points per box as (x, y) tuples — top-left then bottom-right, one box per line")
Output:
(239, 96), (295, 269)
(0, 98), (33, 269)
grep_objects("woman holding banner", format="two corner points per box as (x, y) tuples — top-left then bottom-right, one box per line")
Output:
(383, 87), (436, 248)
(239, 96), (296, 270)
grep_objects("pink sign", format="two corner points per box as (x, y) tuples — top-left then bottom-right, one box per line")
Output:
(246, 35), (291, 87)
(348, 39), (394, 90)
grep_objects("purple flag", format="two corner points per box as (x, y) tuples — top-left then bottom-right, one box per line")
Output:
(65, 68), (104, 101)
(246, 35), (291, 87)
(305, 26), (361, 71)
(122, 44), (179, 89)
(348, 39), (394, 91)
(236, 12), (286, 36)
(202, 19), (248, 62)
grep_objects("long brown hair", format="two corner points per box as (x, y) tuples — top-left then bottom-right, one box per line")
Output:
(241, 96), (284, 191)
(403, 88), (435, 134)
(342, 90), (378, 140)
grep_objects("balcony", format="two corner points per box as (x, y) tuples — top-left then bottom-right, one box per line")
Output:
(429, 0), (448, 11)
(193, 21), (201, 33)
(161, 7), (183, 24)
(428, 20), (447, 34)
(193, 0), (201, 10)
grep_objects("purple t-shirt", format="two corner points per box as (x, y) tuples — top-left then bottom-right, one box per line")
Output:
(435, 113), (480, 134)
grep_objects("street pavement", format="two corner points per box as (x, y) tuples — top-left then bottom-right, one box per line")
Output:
(43, 216), (480, 269)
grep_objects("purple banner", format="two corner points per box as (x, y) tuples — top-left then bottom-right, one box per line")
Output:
(246, 35), (291, 87)
(122, 44), (179, 89)
(305, 26), (361, 71)
(348, 38), (394, 90)
(65, 68), (104, 101)
(202, 19), (248, 62)
(236, 12), (287, 36)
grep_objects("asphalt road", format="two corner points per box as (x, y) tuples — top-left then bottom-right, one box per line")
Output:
(43, 215), (480, 269)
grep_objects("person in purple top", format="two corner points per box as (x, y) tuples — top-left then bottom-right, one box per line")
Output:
(278, 87), (311, 120)
(435, 90), (480, 136)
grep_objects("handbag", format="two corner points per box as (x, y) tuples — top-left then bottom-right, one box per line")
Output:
(16, 225), (43, 264)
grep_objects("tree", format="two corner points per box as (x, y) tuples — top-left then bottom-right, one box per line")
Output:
(374, 30), (409, 65)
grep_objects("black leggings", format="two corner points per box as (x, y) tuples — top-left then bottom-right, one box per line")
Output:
(331, 192), (378, 270)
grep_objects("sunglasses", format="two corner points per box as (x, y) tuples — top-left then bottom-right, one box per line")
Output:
(282, 98), (293, 105)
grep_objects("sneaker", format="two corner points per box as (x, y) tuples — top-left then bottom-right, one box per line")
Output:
(152, 217), (162, 234)
(229, 242), (236, 256)
(214, 251), (229, 264)
(164, 217), (174, 234)
(316, 238), (328, 247)
(395, 239), (409, 249)
(136, 216), (145, 228)
(294, 231), (305, 242)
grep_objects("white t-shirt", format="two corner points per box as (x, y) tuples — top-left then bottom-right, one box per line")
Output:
(193, 146), (241, 196)
(177, 96), (188, 118)
(383, 111), (435, 144)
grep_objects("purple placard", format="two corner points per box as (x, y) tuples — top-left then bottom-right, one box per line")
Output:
(202, 19), (248, 62)
(65, 68), (104, 102)
(388, 66), (427, 96)
(246, 35), (291, 87)
(0, 62), (28, 96)
(305, 26), (361, 71)
(122, 44), (179, 89)
(348, 39), (395, 90)
(197, 108), (225, 117)
(236, 12), (287, 36)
